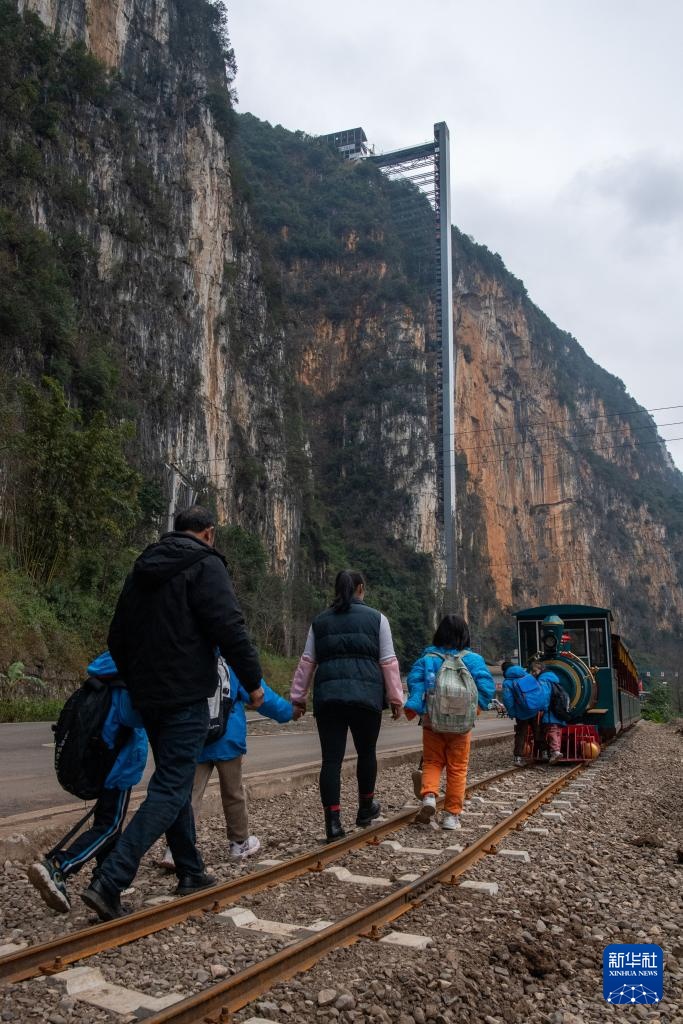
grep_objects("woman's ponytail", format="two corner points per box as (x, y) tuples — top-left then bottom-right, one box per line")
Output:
(331, 569), (362, 613)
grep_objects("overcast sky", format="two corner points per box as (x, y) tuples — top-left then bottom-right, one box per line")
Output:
(228, 0), (683, 471)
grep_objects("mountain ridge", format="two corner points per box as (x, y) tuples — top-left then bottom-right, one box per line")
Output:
(0, 0), (680, 685)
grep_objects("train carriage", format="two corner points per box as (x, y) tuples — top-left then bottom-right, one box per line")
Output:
(514, 603), (641, 760)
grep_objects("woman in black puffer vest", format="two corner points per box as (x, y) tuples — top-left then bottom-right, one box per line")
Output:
(290, 571), (404, 841)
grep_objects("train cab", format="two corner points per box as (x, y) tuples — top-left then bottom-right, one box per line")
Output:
(514, 604), (640, 738)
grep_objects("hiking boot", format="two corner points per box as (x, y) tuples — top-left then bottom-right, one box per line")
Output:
(548, 750), (563, 764)
(412, 768), (423, 800)
(415, 794), (437, 824)
(229, 836), (261, 860)
(28, 858), (70, 913)
(324, 808), (346, 843)
(174, 872), (217, 896)
(356, 798), (381, 828)
(80, 877), (125, 921)
(441, 812), (461, 831)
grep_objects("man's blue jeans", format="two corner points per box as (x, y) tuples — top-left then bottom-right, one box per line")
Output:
(95, 699), (209, 895)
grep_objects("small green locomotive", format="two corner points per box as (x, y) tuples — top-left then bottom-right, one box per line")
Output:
(514, 604), (640, 757)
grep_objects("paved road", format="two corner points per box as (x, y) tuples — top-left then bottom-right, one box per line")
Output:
(0, 715), (512, 818)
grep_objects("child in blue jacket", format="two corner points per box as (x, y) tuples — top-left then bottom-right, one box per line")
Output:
(160, 661), (292, 865)
(502, 659), (563, 764)
(405, 615), (495, 830)
(530, 658), (564, 763)
(28, 652), (147, 913)
(501, 661), (546, 766)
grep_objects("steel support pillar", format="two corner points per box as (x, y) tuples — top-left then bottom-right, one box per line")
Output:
(369, 123), (456, 604)
(434, 122), (456, 603)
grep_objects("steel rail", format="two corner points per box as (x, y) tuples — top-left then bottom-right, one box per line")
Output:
(143, 763), (585, 1023)
(0, 768), (517, 985)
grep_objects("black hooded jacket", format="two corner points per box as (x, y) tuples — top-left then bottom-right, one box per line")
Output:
(108, 532), (262, 710)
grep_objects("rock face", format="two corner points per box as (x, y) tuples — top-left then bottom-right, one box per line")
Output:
(18, 0), (166, 69)
(11, 0), (300, 578)
(5, 0), (683, 664)
(450, 233), (683, 655)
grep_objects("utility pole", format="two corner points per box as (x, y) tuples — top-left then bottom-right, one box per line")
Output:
(164, 462), (197, 532)
(434, 121), (456, 605)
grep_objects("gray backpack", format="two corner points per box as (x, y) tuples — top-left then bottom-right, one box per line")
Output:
(426, 653), (478, 734)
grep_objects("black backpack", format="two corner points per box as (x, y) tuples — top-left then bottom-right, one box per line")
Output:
(549, 681), (572, 722)
(53, 676), (123, 800)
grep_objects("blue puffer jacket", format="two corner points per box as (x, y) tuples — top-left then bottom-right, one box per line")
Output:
(538, 670), (566, 726)
(87, 652), (148, 790)
(406, 646), (495, 718)
(502, 665), (539, 720)
(200, 667), (293, 763)
(501, 666), (565, 725)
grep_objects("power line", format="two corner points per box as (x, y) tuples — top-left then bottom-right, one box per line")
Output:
(437, 420), (683, 455)
(189, 412), (681, 468)
(197, 388), (683, 447)
(435, 435), (683, 469)
(189, 435), (683, 501)
(437, 405), (683, 442)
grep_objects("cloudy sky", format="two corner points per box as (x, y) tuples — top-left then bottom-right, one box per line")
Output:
(228, 0), (683, 470)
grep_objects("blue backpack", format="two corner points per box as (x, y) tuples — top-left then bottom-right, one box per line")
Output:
(512, 673), (547, 718)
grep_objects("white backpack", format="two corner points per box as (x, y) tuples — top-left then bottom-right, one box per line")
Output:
(426, 653), (478, 734)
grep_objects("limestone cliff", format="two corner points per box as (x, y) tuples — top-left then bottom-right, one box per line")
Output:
(451, 232), (683, 657)
(8, 0), (300, 577)
(235, 115), (683, 662)
(2, 0), (681, 672)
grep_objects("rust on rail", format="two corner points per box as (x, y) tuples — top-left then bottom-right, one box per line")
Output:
(141, 764), (585, 1024)
(0, 767), (517, 986)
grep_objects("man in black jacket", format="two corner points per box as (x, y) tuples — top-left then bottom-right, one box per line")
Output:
(81, 506), (263, 921)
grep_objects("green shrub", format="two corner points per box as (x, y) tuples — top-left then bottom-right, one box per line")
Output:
(0, 697), (65, 722)
(640, 681), (673, 723)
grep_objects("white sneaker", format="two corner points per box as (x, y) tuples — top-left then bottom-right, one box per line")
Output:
(229, 835), (261, 860)
(157, 847), (175, 872)
(441, 813), (461, 830)
(28, 860), (70, 913)
(415, 794), (437, 824)
(548, 750), (563, 765)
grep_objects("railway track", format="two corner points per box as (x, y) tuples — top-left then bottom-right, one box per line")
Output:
(0, 767), (516, 986)
(1, 761), (586, 1022)
(143, 764), (584, 1023)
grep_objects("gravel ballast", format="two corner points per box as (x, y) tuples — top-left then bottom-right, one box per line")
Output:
(1, 723), (680, 1023)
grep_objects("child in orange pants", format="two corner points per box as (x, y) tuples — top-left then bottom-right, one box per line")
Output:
(421, 728), (471, 823)
(405, 615), (495, 830)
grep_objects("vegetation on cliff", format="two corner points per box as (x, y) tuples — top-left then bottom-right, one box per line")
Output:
(0, 1), (227, 681)
(1, 0), (681, 703)
(234, 113), (438, 663)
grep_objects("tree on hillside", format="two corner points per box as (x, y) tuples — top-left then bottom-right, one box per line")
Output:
(640, 681), (673, 723)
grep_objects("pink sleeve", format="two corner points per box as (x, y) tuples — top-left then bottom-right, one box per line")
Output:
(381, 657), (404, 706)
(291, 655), (316, 704)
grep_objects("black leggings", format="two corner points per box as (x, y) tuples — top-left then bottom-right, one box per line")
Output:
(315, 703), (382, 808)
